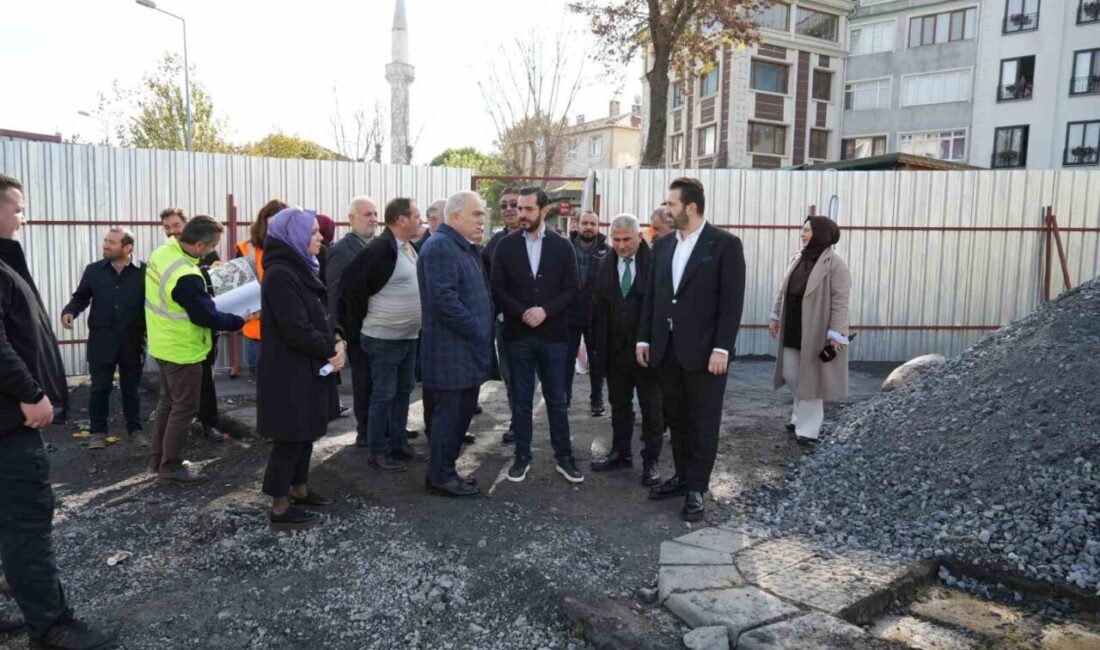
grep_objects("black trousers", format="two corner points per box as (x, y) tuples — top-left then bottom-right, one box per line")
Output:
(262, 440), (314, 498)
(348, 340), (372, 442)
(426, 387), (479, 484)
(423, 386), (479, 436)
(605, 350), (664, 463)
(0, 428), (72, 642)
(198, 340), (218, 428)
(88, 360), (143, 434)
(565, 325), (605, 405)
(657, 337), (728, 493)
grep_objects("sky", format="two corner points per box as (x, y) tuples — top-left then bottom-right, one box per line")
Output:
(0, 0), (643, 165)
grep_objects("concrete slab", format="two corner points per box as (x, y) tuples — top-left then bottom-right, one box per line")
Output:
(683, 625), (729, 650)
(664, 587), (800, 641)
(1040, 622), (1100, 650)
(660, 541), (735, 566)
(658, 564), (744, 603)
(871, 615), (980, 650)
(738, 612), (899, 650)
(732, 537), (819, 581)
(755, 553), (926, 622)
(674, 527), (758, 555)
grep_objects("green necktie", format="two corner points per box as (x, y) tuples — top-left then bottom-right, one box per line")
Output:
(620, 258), (632, 298)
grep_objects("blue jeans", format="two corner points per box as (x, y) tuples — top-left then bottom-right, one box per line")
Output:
(361, 335), (417, 456)
(244, 337), (261, 378)
(426, 386), (479, 484)
(506, 336), (573, 463)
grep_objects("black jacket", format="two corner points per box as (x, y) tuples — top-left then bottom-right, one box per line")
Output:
(256, 239), (339, 442)
(62, 258), (147, 365)
(490, 228), (579, 343)
(638, 222), (746, 371)
(481, 228), (512, 274)
(590, 241), (652, 376)
(0, 239), (69, 434)
(567, 232), (610, 327)
(337, 228), (400, 339)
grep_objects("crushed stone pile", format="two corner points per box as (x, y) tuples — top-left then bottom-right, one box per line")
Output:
(746, 278), (1100, 595)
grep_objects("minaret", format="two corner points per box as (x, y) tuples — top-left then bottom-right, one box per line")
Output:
(386, 0), (414, 165)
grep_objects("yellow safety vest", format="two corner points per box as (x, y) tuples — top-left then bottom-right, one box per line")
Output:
(145, 238), (211, 364)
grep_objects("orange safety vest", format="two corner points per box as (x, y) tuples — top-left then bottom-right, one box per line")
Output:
(236, 241), (264, 340)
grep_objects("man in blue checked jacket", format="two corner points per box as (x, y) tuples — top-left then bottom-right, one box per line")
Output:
(416, 191), (494, 498)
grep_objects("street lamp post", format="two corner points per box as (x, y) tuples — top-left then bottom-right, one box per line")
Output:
(77, 110), (110, 145)
(135, 0), (192, 152)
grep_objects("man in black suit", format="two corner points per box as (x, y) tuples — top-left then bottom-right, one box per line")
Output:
(589, 214), (663, 487)
(637, 177), (745, 522)
(490, 186), (584, 484)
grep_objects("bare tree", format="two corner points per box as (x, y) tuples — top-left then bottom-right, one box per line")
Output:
(478, 28), (587, 177)
(330, 88), (387, 163)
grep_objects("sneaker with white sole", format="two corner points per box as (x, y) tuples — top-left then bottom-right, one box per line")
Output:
(556, 457), (585, 484)
(506, 459), (530, 482)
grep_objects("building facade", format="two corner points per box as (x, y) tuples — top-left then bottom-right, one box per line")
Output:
(561, 99), (643, 177)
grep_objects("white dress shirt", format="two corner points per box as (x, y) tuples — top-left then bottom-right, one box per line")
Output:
(617, 254), (635, 289)
(524, 223), (546, 277)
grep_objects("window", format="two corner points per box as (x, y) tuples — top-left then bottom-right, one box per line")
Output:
(841, 136), (887, 160)
(812, 70), (833, 101)
(697, 125), (717, 156)
(796, 7), (839, 41)
(751, 60), (789, 94)
(899, 130), (967, 161)
(753, 2), (790, 31)
(901, 69), (972, 106)
(850, 21), (895, 55)
(1004, 0), (1040, 33)
(589, 136), (603, 157)
(845, 78), (891, 110)
(566, 139), (577, 161)
(669, 134), (684, 163)
(700, 68), (719, 97)
(991, 125), (1029, 168)
(1071, 49), (1100, 95)
(998, 56), (1035, 101)
(748, 123), (786, 155)
(1064, 121), (1100, 165)
(909, 8), (977, 47)
(1080, 0), (1100, 24)
(671, 81), (685, 108)
(809, 130), (829, 159)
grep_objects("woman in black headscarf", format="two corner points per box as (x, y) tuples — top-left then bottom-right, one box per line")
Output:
(768, 216), (851, 446)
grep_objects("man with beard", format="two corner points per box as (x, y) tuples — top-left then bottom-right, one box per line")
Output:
(490, 187), (583, 484)
(637, 177), (745, 522)
(565, 211), (609, 415)
(650, 206), (673, 241)
(482, 187), (523, 443)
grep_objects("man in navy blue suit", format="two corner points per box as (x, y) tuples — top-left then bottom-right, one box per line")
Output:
(417, 191), (493, 498)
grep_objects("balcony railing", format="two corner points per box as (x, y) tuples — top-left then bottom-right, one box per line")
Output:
(1003, 12), (1039, 33)
(998, 82), (1033, 101)
(1079, 1), (1100, 24)
(1070, 75), (1100, 95)
(991, 149), (1025, 169)
(1064, 145), (1099, 166)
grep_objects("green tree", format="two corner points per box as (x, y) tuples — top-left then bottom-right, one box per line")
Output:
(429, 147), (505, 175)
(239, 133), (339, 160)
(569, 0), (764, 167)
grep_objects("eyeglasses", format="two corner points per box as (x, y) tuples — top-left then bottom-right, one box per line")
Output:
(499, 200), (518, 209)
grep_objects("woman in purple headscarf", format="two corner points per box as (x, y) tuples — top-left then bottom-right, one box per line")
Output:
(257, 207), (346, 530)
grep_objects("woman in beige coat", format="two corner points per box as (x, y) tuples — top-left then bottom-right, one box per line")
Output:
(768, 216), (851, 445)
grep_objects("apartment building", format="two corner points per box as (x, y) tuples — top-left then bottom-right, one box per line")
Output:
(561, 99), (643, 177)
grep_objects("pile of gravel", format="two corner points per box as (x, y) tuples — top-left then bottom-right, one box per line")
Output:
(745, 278), (1100, 596)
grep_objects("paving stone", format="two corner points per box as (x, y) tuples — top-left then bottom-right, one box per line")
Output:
(1040, 622), (1100, 650)
(658, 564), (744, 602)
(871, 615), (980, 650)
(738, 612), (899, 650)
(660, 541), (734, 566)
(663, 587), (800, 641)
(674, 527), (757, 555)
(683, 625), (729, 650)
(732, 537), (819, 581)
(755, 553), (922, 620)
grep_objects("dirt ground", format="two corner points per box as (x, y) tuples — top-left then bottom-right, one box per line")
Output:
(0, 359), (890, 650)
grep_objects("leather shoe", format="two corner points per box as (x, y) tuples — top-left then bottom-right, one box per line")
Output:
(590, 450), (633, 472)
(501, 429), (516, 444)
(590, 402), (606, 417)
(406, 429), (420, 440)
(31, 619), (117, 650)
(473, 405), (483, 416)
(462, 433), (476, 445)
(369, 453), (407, 472)
(641, 461), (661, 487)
(426, 477), (481, 498)
(393, 443), (428, 461)
(648, 475), (686, 500)
(682, 491), (705, 522)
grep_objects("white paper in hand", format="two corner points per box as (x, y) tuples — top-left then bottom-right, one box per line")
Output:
(318, 363), (335, 377)
(213, 281), (261, 317)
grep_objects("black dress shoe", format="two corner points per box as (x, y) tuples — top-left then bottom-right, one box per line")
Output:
(31, 619), (117, 650)
(462, 433), (476, 445)
(785, 423), (796, 433)
(501, 429), (516, 444)
(369, 453), (407, 472)
(290, 490), (334, 507)
(393, 443), (428, 461)
(406, 429), (420, 439)
(590, 450), (633, 472)
(641, 461), (661, 487)
(682, 491), (705, 522)
(473, 405), (483, 416)
(796, 436), (818, 448)
(648, 475), (686, 500)
(269, 506), (319, 532)
(590, 402), (606, 417)
(426, 477), (481, 498)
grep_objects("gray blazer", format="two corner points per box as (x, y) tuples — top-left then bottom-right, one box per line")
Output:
(324, 231), (370, 316)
